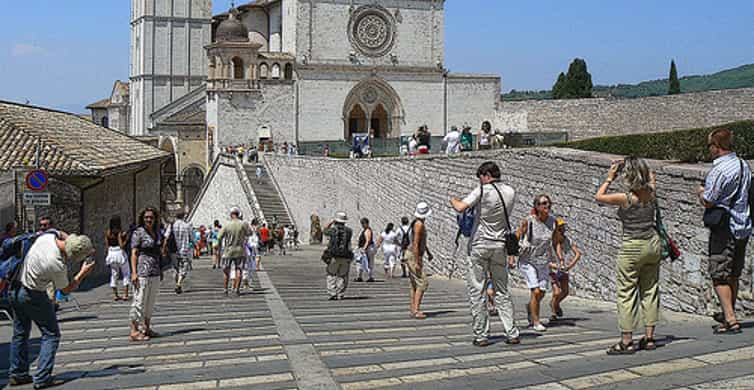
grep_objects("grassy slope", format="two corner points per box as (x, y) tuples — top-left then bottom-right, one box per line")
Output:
(502, 64), (754, 101)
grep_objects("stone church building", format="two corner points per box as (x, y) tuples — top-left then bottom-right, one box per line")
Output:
(90, 0), (500, 210)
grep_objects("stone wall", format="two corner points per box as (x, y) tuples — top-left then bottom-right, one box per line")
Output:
(264, 150), (754, 315)
(496, 87), (754, 140)
(189, 155), (258, 228)
(0, 171), (15, 228)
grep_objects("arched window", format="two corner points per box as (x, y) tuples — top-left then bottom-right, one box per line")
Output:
(271, 63), (281, 79)
(101, 116), (109, 128)
(232, 57), (244, 79)
(284, 63), (293, 80)
(259, 63), (269, 79)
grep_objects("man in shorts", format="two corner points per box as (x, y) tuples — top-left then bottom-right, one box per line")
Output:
(698, 128), (751, 334)
(406, 202), (434, 319)
(218, 207), (252, 297)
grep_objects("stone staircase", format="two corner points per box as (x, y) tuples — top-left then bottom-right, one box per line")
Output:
(245, 164), (293, 227)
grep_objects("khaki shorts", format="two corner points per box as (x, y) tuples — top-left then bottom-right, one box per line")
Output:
(405, 251), (428, 292)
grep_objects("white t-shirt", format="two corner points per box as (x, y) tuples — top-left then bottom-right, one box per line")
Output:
(408, 139), (418, 154)
(443, 131), (461, 154)
(20, 234), (69, 292)
(381, 231), (399, 250)
(462, 182), (516, 249)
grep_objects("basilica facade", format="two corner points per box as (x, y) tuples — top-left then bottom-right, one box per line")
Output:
(91, 0), (501, 209)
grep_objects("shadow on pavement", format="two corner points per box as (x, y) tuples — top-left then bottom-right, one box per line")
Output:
(58, 315), (98, 324)
(424, 310), (457, 318)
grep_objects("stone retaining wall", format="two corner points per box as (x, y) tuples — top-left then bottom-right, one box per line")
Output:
(264, 150), (754, 315)
(495, 87), (754, 140)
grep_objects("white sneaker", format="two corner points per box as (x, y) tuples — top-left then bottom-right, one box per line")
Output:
(530, 323), (547, 332)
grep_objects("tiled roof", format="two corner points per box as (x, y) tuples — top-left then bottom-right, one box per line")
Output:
(86, 98), (110, 109)
(0, 100), (169, 176)
(162, 109), (206, 125)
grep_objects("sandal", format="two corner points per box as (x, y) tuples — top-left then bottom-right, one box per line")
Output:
(713, 321), (742, 335)
(144, 330), (160, 338)
(549, 314), (558, 322)
(606, 341), (636, 355)
(638, 337), (657, 350)
(413, 311), (427, 320)
(129, 333), (150, 342)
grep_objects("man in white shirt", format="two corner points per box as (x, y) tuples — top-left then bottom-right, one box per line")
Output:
(443, 126), (461, 155)
(451, 161), (520, 347)
(9, 233), (96, 388)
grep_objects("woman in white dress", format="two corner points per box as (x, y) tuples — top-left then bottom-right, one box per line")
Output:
(376, 223), (400, 279)
(105, 216), (130, 301)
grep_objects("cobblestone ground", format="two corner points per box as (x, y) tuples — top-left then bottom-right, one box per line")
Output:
(2, 246), (754, 389)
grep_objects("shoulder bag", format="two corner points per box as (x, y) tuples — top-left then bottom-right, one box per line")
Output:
(490, 183), (520, 256)
(655, 200), (681, 261)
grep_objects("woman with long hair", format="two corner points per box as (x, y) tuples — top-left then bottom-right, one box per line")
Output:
(596, 156), (661, 355)
(477, 121), (492, 151)
(375, 223), (400, 279)
(516, 194), (556, 332)
(105, 216), (130, 301)
(549, 218), (582, 321)
(129, 207), (164, 342)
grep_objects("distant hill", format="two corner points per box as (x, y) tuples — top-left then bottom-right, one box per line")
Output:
(502, 63), (754, 101)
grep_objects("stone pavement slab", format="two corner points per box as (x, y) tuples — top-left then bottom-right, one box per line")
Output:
(1, 245), (753, 389)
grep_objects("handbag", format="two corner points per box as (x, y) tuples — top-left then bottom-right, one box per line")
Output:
(655, 200), (681, 261)
(490, 183), (520, 256)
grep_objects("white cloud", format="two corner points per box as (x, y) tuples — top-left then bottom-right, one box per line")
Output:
(11, 43), (47, 57)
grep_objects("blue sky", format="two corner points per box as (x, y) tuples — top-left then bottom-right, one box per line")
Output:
(1, 1), (752, 113)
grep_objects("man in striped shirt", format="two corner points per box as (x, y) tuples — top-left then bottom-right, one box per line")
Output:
(698, 128), (751, 334)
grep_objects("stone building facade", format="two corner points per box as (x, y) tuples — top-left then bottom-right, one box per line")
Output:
(86, 80), (131, 132)
(261, 151), (754, 316)
(0, 101), (167, 284)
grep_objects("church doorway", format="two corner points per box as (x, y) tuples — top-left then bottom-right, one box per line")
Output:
(347, 105), (367, 139)
(370, 104), (388, 138)
(342, 78), (404, 141)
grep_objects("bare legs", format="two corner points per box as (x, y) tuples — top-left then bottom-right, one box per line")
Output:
(714, 277), (739, 323)
(529, 288), (545, 326)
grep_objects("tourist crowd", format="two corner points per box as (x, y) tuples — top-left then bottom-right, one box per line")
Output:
(0, 127), (749, 387)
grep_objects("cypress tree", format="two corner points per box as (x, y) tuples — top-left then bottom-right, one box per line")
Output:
(552, 72), (567, 99)
(563, 58), (593, 98)
(668, 60), (681, 95)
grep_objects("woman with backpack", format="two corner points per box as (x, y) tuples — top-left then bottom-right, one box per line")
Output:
(375, 223), (400, 279)
(105, 216), (130, 302)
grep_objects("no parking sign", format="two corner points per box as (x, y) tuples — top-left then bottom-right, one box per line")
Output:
(25, 170), (49, 192)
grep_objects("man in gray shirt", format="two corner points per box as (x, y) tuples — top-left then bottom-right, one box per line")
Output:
(451, 161), (520, 346)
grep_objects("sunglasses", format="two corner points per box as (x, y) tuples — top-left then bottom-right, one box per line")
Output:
(537, 201), (551, 207)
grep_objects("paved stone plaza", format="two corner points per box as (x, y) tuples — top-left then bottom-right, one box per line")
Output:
(2, 246), (754, 389)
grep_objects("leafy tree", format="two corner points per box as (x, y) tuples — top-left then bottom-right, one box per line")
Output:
(552, 72), (567, 99)
(668, 60), (681, 95)
(563, 58), (593, 98)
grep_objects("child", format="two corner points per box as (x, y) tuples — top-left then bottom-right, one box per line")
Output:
(550, 218), (582, 321)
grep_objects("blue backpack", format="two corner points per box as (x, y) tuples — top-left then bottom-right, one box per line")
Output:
(457, 208), (476, 238)
(0, 230), (59, 295)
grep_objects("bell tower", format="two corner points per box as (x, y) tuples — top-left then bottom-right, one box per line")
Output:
(129, 0), (212, 136)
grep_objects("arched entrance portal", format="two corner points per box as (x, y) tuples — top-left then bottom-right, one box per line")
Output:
(182, 166), (205, 209)
(343, 78), (404, 141)
(347, 105), (367, 137)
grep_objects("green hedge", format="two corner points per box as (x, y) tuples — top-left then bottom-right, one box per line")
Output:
(562, 120), (754, 162)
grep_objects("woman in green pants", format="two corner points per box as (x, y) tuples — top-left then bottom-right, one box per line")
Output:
(595, 156), (662, 355)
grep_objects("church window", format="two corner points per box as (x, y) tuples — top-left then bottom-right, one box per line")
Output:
(232, 57), (244, 79)
(259, 63), (269, 79)
(271, 63), (281, 79)
(101, 116), (109, 128)
(284, 63), (293, 80)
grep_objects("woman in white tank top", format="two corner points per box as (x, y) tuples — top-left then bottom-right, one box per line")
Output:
(376, 223), (400, 279)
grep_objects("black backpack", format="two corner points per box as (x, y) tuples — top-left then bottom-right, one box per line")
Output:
(399, 226), (411, 250)
(328, 225), (353, 259)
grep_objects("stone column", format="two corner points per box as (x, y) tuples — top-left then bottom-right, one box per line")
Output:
(176, 176), (184, 207)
